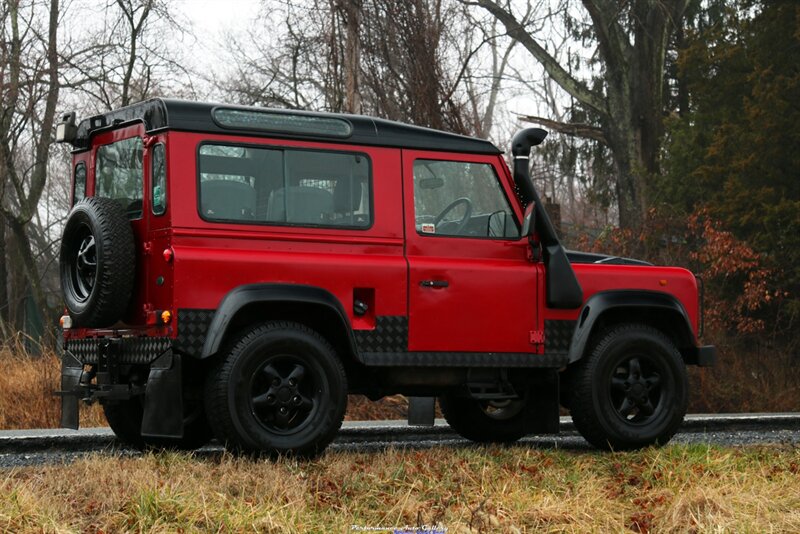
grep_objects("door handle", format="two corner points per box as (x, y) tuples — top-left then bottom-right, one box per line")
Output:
(420, 280), (449, 288)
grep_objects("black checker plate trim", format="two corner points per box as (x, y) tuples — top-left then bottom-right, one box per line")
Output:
(360, 351), (569, 368)
(545, 319), (576, 354)
(66, 337), (171, 365)
(353, 316), (408, 353)
(174, 308), (215, 356)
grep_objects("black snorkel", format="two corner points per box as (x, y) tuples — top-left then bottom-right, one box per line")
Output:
(512, 128), (583, 309)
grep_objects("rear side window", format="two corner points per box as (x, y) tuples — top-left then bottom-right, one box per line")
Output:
(96, 136), (143, 219)
(151, 143), (166, 215)
(72, 163), (86, 206)
(198, 144), (371, 228)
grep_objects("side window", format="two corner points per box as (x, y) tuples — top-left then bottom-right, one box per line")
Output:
(96, 136), (143, 219)
(198, 144), (371, 228)
(151, 143), (166, 215)
(72, 163), (86, 206)
(413, 159), (520, 239)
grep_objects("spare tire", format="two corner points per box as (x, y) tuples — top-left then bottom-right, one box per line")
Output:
(60, 197), (135, 328)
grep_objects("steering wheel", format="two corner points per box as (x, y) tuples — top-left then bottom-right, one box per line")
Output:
(433, 197), (473, 235)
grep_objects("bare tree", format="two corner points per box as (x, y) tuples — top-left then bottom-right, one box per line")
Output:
(213, 2), (339, 110)
(217, 0), (503, 137)
(62, 0), (192, 112)
(470, 0), (693, 230)
(0, 0), (61, 332)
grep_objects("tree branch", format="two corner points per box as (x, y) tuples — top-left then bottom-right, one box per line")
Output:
(466, 0), (607, 117)
(24, 0), (60, 225)
(517, 113), (608, 145)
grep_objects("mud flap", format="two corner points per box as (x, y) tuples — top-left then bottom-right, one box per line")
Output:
(408, 396), (435, 426)
(141, 350), (183, 438)
(60, 352), (83, 430)
(523, 369), (560, 435)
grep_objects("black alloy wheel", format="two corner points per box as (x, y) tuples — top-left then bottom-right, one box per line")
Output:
(249, 356), (319, 435)
(70, 225), (97, 302)
(205, 321), (347, 457)
(609, 354), (664, 424)
(568, 323), (688, 450)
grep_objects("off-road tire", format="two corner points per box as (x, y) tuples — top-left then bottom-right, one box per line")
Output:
(60, 197), (135, 327)
(204, 321), (347, 457)
(102, 397), (214, 450)
(439, 393), (528, 443)
(568, 323), (688, 450)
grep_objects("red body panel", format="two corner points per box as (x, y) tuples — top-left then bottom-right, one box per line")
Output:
(402, 149), (541, 353)
(165, 132), (407, 334)
(70, 126), (701, 351)
(544, 264), (700, 336)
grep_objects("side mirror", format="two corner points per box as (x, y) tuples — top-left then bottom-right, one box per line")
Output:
(520, 203), (535, 237)
(488, 210), (507, 237)
(55, 112), (77, 144)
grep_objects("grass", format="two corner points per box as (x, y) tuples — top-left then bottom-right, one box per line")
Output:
(2, 339), (800, 532)
(1, 444), (799, 532)
(0, 346), (106, 430)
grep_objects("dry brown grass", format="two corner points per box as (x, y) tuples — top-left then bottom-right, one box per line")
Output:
(688, 339), (800, 413)
(0, 340), (105, 429)
(1, 444), (799, 532)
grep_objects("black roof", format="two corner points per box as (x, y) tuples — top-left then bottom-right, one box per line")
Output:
(72, 98), (502, 155)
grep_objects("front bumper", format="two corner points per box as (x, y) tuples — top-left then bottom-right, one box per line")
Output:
(682, 345), (717, 367)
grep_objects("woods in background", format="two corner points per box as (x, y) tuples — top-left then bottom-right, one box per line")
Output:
(0, 0), (797, 411)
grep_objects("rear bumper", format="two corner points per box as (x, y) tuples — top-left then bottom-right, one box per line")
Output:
(57, 336), (184, 437)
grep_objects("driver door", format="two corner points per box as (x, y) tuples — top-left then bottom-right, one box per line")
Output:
(402, 150), (540, 354)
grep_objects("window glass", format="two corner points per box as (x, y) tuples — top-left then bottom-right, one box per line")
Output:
(198, 144), (371, 228)
(73, 163), (86, 206)
(96, 136), (143, 218)
(151, 144), (167, 215)
(413, 160), (519, 238)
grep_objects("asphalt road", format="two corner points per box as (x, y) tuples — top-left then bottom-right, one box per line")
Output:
(1, 413), (799, 468)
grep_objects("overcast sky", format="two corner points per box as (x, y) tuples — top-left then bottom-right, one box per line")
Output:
(176, 0), (261, 34)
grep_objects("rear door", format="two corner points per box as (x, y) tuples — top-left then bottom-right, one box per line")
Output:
(402, 150), (540, 354)
(90, 124), (148, 324)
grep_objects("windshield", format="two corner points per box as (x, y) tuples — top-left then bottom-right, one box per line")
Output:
(96, 136), (143, 218)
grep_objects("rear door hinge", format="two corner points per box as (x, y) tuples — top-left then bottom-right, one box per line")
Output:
(529, 330), (544, 345)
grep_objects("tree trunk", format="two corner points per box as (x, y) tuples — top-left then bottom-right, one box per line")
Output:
(339, 0), (362, 114)
(8, 218), (52, 328)
(0, 0), (61, 335)
(0, 221), (8, 330)
(474, 0), (690, 230)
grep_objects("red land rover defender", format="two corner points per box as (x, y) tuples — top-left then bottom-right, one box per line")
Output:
(55, 99), (715, 456)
